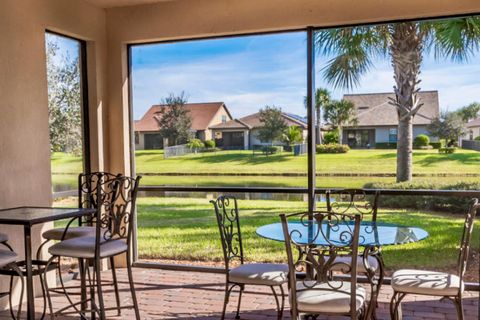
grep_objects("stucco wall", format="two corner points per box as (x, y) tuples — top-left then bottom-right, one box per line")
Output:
(105, 0), (480, 177)
(0, 0), (107, 304)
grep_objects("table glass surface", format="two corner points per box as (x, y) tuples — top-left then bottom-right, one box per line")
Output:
(256, 221), (428, 246)
(0, 207), (95, 224)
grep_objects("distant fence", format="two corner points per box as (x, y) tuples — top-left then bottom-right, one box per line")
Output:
(164, 144), (192, 158)
(462, 139), (480, 151)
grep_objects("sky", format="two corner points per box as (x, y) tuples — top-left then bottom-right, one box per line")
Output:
(48, 26), (478, 122)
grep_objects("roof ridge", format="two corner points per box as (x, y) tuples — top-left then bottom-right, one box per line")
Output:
(344, 90), (438, 97)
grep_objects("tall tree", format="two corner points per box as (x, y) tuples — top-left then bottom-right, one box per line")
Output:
(257, 106), (288, 145)
(455, 102), (480, 122)
(316, 17), (480, 182)
(155, 93), (192, 146)
(427, 111), (467, 146)
(323, 99), (357, 143)
(304, 88), (331, 144)
(46, 37), (82, 155)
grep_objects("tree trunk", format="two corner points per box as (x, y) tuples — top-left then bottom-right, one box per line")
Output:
(389, 22), (423, 182)
(316, 107), (322, 145)
(396, 117), (413, 181)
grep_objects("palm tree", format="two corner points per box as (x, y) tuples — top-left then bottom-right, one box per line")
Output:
(305, 88), (331, 144)
(323, 99), (358, 143)
(316, 17), (480, 182)
(282, 126), (304, 146)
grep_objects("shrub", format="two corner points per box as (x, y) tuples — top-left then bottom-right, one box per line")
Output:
(475, 136), (480, 141)
(323, 131), (339, 144)
(261, 146), (283, 155)
(204, 139), (216, 149)
(414, 134), (430, 148)
(187, 138), (204, 150)
(363, 181), (480, 213)
(438, 147), (456, 154)
(375, 142), (397, 149)
(316, 144), (349, 154)
(201, 147), (221, 153)
(429, 142), (442, 149)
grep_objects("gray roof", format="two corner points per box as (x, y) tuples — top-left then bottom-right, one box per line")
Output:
(466, 118), (480, 128)
(210, 112), (307, 130)
(343, 91), (440, 127)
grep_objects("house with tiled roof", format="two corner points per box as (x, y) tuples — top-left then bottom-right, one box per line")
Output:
(341, 91), (440, 148)
(134, 102), (233, 149)
(210, 112), (308, 150)
(463, 118), (480, 140)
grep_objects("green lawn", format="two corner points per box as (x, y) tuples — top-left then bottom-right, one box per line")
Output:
(137, 149), (479, 175)
(136, 197), (479, 271)
(51, 149), (479, 190)
(52, 149), (480, 176)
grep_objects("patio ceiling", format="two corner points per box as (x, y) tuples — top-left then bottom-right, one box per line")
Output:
(85, 0), (173, 9)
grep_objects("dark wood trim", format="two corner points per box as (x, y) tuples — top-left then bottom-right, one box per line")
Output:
(306, 27), (316, 215)
(138, 185), (480, 197)
(45, 30), (91, 174)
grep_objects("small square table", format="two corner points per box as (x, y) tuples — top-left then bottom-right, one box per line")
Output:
(0, 206), (96, 320)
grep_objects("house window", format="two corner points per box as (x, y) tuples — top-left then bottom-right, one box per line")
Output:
(221, 115), (227, 123)
(389, 128), (398, 142)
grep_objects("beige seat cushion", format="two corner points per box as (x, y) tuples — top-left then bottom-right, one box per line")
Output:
(0, 249), (18, 267)
(49, 236), (127, 259)
(0, 233), (8, 243)
(392, 269), (463, 296)
(296, 280), (366, 314)
(42, 226), (98, 241)
(330, 255), (379, 273)
(229, 263), (288, 286)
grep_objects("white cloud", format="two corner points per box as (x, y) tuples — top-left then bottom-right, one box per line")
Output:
(132, 41), (480, 120)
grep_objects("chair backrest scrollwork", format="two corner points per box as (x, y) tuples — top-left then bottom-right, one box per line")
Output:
(457, 198), (479, 282)
(78, 172), (120, 225)
(210, 195), (244, 272)
(326, 189), (380, 221)
(280, 211), (362, 318)
(94, 175), (141, 247)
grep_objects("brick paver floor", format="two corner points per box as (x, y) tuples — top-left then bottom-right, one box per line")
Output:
(1, 268), (478, 319)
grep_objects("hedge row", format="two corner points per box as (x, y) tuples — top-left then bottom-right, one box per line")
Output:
(363, 181), (480, 213)
(316, 144), (350, 153)
(375, 142), (443, 149)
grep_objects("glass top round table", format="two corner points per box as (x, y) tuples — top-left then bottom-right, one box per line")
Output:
(256, 221), (428, 247)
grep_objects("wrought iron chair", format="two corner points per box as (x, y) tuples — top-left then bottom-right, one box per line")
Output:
(280, 211), (366, 319)
(37, 172), (123, 316)
(44, 175), (142, 320)
(390, 198), (479, 320)
(211, 195), (288, 320)
(325, 189), (383, 315)
(0, 234), (24, 320)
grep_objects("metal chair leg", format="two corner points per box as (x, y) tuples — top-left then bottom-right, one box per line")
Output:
(235, 284), (244, 319)
(8, 263), (24, 320)
(453, 296), (464, 320)
(110, 256), (122, 316)
(270, 285), (284, 320)
(390, 291), (406, 320)
(126, 252), (141, 320)
(94, 257), (106, 320)
(44, 256), (57, 320)
(221, 283), (235, 320)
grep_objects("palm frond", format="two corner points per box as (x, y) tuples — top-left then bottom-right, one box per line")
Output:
(315, 26), (389, 90)
(426, 17), (480, 62)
